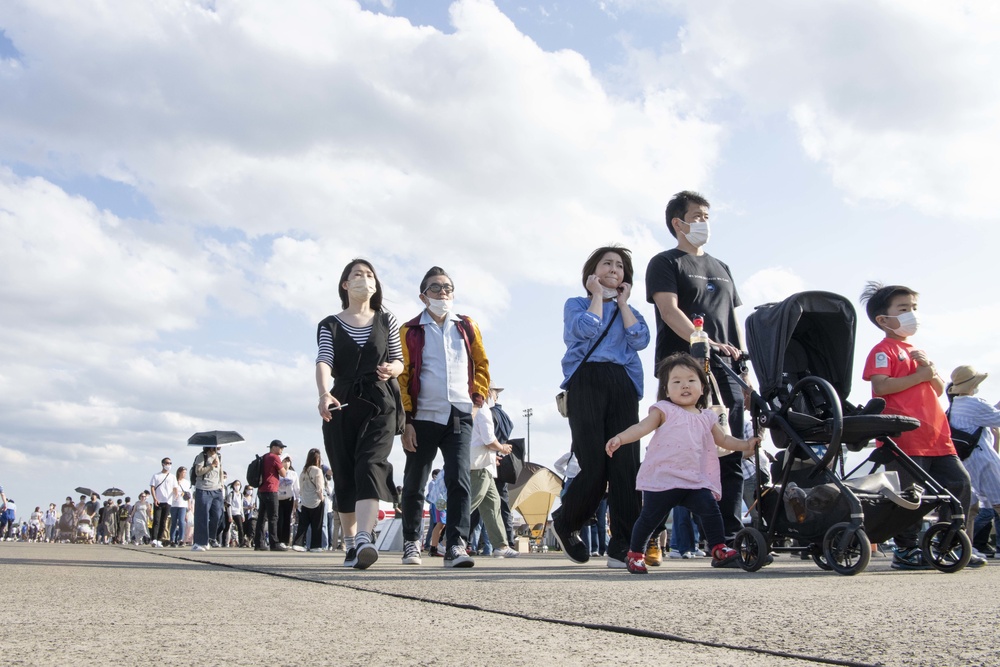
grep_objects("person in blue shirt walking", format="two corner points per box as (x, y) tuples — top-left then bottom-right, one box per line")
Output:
(552, 245), (650, 567)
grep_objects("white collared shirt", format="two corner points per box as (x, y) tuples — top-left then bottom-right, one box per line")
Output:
(414, 310), (473, 425)
(470, 406), (498, 476)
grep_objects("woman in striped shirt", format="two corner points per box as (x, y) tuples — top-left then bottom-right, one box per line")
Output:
(316, 259), (404, 570)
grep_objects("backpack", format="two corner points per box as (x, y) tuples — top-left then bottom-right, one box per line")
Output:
(946, 407), (985, 461)
(246, 454), (263, 488)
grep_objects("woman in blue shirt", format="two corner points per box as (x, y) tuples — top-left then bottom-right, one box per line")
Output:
(552, 245), (649, 567)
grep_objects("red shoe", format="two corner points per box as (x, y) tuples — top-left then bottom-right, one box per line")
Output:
(710, 544), (738, 568)
(626, 551), (648, 574)
(430, 546), (442, 557)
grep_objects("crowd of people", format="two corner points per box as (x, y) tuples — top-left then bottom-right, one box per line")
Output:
(4, 189), (999, 575)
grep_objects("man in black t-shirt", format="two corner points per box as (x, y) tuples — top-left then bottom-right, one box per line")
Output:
(646, 190), (747, 550)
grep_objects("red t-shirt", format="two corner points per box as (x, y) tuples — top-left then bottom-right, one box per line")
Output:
(862, 338), (954, 457)
(259, 452), (283, 493)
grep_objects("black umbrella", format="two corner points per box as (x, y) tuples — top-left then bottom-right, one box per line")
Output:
(187, 430), (245, 447)
(75, 487), (98, 497)
(103, 487), (125, 497)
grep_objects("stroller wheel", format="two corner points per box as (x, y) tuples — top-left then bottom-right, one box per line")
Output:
(734, 527), (767, 572)
(822, 522), (871, 576)
(921, 522), (972, 573)
(811, 545), (833, 571)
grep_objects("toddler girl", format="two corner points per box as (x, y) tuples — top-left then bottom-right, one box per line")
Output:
(607, 353), (759, 574)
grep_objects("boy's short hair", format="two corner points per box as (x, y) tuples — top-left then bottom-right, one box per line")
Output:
(859, 281), (919, 327)
(664, 191), (710, 239)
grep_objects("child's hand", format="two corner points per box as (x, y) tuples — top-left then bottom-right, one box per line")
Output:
(910, 349), (931, 366)
(605, 436), (622, 457)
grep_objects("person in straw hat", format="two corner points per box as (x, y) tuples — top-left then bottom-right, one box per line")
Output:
(947, 365), (1000, 558)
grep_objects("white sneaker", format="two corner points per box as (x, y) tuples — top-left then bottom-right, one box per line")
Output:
(694, 548), (708, 557)
(308, 548), (325, 553)
(668, 549), (684, 559)
(191, 544), (207, 552)
(401, 540), (422, 565)
(291, 545), (306, 552)
(493, 546), (520, 559)
(151, 540), (162, 548)
(682, 551), (696, 559)
(606, 555), (627, 569)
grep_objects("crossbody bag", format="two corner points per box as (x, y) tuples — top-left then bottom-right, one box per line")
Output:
(556, 307), (620, 418)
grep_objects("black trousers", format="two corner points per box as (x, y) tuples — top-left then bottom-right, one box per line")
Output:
(323, 395), (396, 513)
(277, 498), (294, 544)
(710, 356), (746, 543)
(151, 502), (171, 542)
(255, 492), (279, 547)
(401, 406), (473, 548)
(293, 504), (325, 550)
(561, 363), (641, 559)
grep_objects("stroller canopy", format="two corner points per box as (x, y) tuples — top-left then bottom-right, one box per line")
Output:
(746, 291), (856, 401)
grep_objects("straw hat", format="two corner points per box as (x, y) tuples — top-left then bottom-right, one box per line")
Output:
(948, 365), (988, 395)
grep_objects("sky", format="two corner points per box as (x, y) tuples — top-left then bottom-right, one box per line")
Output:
(1, 0), (999, 517)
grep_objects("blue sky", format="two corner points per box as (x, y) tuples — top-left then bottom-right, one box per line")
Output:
(1, 0), (998, 516)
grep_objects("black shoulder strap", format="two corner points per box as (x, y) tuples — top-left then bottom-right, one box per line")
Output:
(568, 307), (620, 384)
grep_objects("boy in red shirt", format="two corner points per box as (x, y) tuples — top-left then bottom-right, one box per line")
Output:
(860, 282), (985, 569)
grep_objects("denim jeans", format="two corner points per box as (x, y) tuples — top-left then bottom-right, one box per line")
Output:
(670, 505), (697, 554)
(973, 507), (1000, 551)
(192, 488), (223, 547)
(632, 488), (724, 554)
(401, 407), (473, 548)
(169, 506), (187, 545)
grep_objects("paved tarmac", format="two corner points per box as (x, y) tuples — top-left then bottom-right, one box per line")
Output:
(3, 542), (998, 666)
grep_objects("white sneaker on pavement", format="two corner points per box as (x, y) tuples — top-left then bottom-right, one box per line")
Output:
(492, 546), (520, 558)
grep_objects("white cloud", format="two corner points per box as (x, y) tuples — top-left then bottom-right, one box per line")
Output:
(611, 0), (1000, 220)
(740, 266), (807, 307)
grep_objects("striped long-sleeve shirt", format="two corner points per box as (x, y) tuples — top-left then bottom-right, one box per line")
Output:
(316, 312), (402, 368)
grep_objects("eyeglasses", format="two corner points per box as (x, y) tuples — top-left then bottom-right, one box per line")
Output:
(423, 284), (454, 295)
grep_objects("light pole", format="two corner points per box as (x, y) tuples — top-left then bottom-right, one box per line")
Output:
(522, 407), (533, 462)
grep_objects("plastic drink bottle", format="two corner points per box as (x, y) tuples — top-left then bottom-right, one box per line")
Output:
(784, 482), (808, 523)
(690, 316), (711, 373)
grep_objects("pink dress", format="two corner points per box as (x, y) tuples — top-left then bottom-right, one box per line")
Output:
(635, 401), (722, 499)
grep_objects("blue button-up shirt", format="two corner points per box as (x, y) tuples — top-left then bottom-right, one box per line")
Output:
(560, 297), (650, 398)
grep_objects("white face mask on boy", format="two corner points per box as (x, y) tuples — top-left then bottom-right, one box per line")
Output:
(886, 311), (919, 337)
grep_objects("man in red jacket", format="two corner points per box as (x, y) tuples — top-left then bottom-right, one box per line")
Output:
(254, 440), (289, 552)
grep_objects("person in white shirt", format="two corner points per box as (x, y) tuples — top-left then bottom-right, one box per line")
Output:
(169, 467), (192, 547)
(469, 387), (518, 558)
(149, 458), (178, 547)
(398, 267), (491, 569)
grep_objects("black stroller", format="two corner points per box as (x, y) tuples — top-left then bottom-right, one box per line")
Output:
(722, 291), (972, 575)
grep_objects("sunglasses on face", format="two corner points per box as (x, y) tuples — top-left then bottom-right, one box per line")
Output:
(423, 284), (454, 295)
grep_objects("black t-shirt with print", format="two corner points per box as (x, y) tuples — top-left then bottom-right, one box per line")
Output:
(645, 248), (742, 372)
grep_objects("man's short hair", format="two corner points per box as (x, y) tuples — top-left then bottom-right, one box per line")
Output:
(419, 266), (451, 294)
(859, 281), (918, 326)
(664, 190), (710, 239)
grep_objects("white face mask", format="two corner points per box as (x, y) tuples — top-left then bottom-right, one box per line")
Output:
(347, 277), (376, 300)
(886, 311), (919, 337)
(601, 287), (619, 299)
(683, 220), (710, 247)
(426, 298), (452, 318)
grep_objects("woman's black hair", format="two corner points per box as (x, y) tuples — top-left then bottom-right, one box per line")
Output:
(305, 448), (323, 469)
(338, 258), (384, 310)
(656, 353), (709, 410)
(580, 246), (634, 294)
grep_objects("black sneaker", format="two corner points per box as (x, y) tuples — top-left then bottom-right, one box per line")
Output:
(551, 508), (590, 564)
(354, 532), (379, 570)
(891, 546), (932, 570)
(343, 547), (358, 568)
(443, 541), (475, 568)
